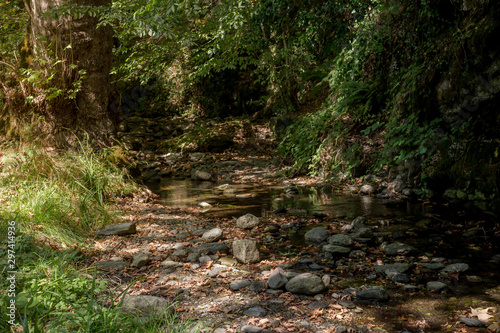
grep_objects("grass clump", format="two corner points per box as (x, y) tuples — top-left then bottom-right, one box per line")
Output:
(0, 140), (138, 245)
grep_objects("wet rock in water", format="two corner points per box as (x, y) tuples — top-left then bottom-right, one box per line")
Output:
(323, 245), (351, 255)
(121, 295), (170, 315)
(285, 273), (325, 295)
(328, 234), (353, 247)
(427, 281), (447, 292)
(243, 306), (267, 317)
(268, 267), (288, 289)
(284, 186), (299, 195)
(97, 260), (128, 270)
(441, 263), (469, 274)
(142, 169), (160, 182)
(359, 184), (375, 195)
(356, 287), (390, 302)
(97, 222), (136, 236)
(236, 213), (260, 229)
(233, 239), (260, 264)
(459, 317), (486, 327)
(202, 228), (223, 242)
(230, 279), (251, 291)
(241, 325), (263, 333)
(305, 227), (330, 244)
(383, 242), (417, 256)
(191, 169), (213, 181)
(132, 253), (149, 268)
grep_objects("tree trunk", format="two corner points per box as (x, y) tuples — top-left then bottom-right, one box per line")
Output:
(23, 0), (114, 146)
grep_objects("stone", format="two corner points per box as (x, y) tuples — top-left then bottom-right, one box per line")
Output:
(202, 228), (223, 242)
(423, 263), (445, 270)
(335, 325), (348, 333)
(356, 287), (390, 302)
(392, 273), (411, 283)
(328, 234), (353, 247)
(268, 267), (288, 289)
(161, 259), (182, 268)
(284, 186), (299, 195)
(97, 260), (128, 270)
(199, 255), (212, 264)
(351, 216), (368, 230)
(249, 281), (266, 292)
(243, 306), (267, 317)
(230, 279), (251, 291)
(392, 175), (406, 192)
(323, 245), (351, 255)
(236, 213), (260, 229)
(403, 285), (418, 292)
(353, 227), (373, 239)
(285, 273), (325, 296)
(427, 281), (447, 292)
(375, 263), (413, 276)
(192, 242), (229, 255)
(121, 295), (170, 316)
(191, 169), (213, 181)
(232, 239), (260, 264)
(132, 253), (149, 268)
(241, 325), (263, 333)
(97, 222), (136, 236)
(441, 263), (469, 273)
(305, 227), (330, 244)
(459, 317), (485, 327)
(360, 184), (375, 195)
(383, 242), (417, 256)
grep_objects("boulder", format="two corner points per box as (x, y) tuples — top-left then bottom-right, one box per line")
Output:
(285, 273), (325, 296)
(233, 239), (260, 264)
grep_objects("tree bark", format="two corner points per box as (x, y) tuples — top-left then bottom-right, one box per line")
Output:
(23, 0), (114, 146)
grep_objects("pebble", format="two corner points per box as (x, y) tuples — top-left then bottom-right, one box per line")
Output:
(459, 317), (485, 327)
(241, 325), (263, 333)
(243, 306), (267, 317)
(230, 279), (251, 291)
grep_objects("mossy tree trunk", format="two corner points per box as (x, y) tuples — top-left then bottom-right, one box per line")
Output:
(19, 0), (114, 146)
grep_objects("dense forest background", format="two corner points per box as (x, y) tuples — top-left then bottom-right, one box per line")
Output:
(1, 0), (499, 197)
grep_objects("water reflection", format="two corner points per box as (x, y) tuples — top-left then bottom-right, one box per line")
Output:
(146, 178), (431, 220)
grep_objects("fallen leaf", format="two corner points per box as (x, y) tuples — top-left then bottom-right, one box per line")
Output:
(470, 307), (492, 323)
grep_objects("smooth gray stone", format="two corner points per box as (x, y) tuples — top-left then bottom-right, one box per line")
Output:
(268, 267), (288, 289)
(236, 213), (260, 229)
(383, 242), (417, 256)
(285, 273), (325, 296)
(356, 288), (390, 302)
(243, 306), (267, 317)
(328, 234), (353, 247)
(441, 263), (469, 273)
(241, 325), (263, 333)
(120, 295), (170, 315)
(202, 228), (223, 242)
(230, 279), (251, 291)
(427, 281), (447, 292)
(233, 239), (260, 264)
(305, 227), (330, 244)
(132, 253), (149, 268)
(97, 222), (136, 236)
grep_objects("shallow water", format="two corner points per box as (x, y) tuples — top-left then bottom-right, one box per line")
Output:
(147, 178), (432, 220)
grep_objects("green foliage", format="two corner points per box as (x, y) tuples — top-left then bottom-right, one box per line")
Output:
(0, 140), (138, 244)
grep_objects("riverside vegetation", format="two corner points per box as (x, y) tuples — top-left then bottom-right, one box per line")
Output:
(1, 0), (500, 332)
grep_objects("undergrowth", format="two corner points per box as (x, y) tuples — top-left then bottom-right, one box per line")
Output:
(0, 140), (201, 332)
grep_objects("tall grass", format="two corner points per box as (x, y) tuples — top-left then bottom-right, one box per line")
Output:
(0, 141), (202, 332)
(0, 140), (138, 245)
